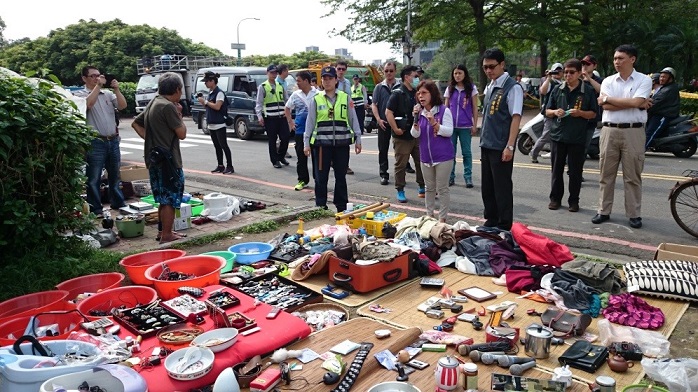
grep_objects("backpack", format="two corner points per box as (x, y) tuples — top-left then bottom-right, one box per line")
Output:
(214, 87), (234, 126)
(540, 79), (561, 114)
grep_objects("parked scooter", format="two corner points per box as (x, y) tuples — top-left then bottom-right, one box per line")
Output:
(517, 112), (600, 159)
(646, 115), (698, 158)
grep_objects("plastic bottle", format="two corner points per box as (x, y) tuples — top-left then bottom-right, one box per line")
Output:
(461, 362), (479, 391)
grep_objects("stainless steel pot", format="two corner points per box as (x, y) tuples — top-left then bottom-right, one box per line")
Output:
(367, 381), (422, 392)
(524, 323), (553, 359)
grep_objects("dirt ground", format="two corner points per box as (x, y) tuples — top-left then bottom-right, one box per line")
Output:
(181, 216), (698, 360)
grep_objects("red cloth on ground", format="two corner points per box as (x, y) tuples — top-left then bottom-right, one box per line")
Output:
(121, 285), (311, 392)
(510, 222), (573, 267)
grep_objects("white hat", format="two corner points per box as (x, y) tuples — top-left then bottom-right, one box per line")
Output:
(550, 63), (563, 71)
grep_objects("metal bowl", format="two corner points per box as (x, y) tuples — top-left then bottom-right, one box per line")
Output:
(367, 381), (422, 392)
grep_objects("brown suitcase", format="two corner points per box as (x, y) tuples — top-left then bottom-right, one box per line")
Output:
(328, 251), (417, 293)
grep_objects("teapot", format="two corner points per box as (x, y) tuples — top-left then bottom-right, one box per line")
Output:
(607, 354), (634, 373)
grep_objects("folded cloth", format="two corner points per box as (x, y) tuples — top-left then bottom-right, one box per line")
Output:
(430, 222), (455, 249)
(291, 251), (335, 281)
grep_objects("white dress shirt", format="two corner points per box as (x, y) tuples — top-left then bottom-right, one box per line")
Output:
(600, 69), (652, 123)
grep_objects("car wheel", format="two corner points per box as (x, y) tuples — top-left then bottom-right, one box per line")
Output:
(200, 114), (210, 135)
(235, 117), (253, 140)
(673, 138), (697, 158)
(517, 134), (534, 155)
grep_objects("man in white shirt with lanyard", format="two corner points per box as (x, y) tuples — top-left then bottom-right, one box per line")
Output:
(593, 44), (652, 229)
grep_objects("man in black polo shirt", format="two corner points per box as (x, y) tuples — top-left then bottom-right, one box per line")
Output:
(545, 59), (599, 213)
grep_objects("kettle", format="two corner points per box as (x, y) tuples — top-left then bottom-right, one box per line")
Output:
(524, 324), (553, 359)
(607, 354), (634, 373)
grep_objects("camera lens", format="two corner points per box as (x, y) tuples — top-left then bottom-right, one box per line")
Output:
(197, 93), (203, 98)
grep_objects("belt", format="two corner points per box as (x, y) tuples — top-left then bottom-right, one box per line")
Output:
(602, 122), (644, 129)
(97, 134), (118, 140)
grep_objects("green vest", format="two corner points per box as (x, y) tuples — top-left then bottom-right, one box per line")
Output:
(311, 91), (355, 146)
(351, 83), (365, 106)
(262, 80), (284, 117)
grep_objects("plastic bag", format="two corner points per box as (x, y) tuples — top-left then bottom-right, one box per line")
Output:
(203, 196), (240, 222)
(597, 319), (670, 357)
(419, 330), (473, 346)
(642, 357), (698, 392)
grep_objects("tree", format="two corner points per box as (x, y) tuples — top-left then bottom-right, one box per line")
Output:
(0, 16), (5, 48)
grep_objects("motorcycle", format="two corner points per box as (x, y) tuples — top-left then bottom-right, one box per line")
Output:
(646, 115), (698, 158)
(517, 112), (601, 159)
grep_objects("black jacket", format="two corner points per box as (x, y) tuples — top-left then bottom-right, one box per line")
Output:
(386, 83), (417, 140)
(648, 82), (680, 118)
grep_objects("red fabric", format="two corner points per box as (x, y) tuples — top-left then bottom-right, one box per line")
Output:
(120, 285), (311, 392)
(505, 268), (536, 293)
(602, 293), (665, 329)
(511, 222), (573, 267)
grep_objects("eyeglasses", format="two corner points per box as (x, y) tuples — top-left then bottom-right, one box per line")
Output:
(87, 74), (101, 78)
(563, 70), (578, 75)
(384, 69), (395, 73)
(336, 68), (346, 71)
(482, 63), (500, 71)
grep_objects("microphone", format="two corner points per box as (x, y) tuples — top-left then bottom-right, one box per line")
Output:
(469, 350), (505, 363)
(498, 355), (536, 368)
(510, 361), (537, 376)
(481, 352), (507, 365)
(457, 341), (512, 356)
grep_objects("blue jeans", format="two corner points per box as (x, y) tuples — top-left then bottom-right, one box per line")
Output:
(86, 137), (125, 214)
(450, 127), (473, 182)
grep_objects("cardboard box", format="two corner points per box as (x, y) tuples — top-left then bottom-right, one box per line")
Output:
(174, 217), (191, 231)
(119, 165), (149, 182)
(655, 243), (698, 262)
(176, 203), (192, 219)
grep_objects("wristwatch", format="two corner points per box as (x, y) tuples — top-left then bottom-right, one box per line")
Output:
(506, 145), (515, 151)
(602, 96), (608, 104)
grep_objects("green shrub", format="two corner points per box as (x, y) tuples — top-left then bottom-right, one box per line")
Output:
(117, 81), (137, 116)
(0, 74), (94, 262)
(680, 91), (698, 117)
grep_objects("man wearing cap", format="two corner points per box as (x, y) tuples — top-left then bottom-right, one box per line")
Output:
(645, 67), (680, 146)
(372, 61), (400, 185)
(304, 66), (362, 212)
(351, 75), (368, 137)
(335, 60), (355, 175)
(530, 62), (563, 163)
(255, 64), (290, 168)
(593, 44), (652, 229)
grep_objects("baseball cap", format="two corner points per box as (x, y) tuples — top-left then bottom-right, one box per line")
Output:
(581, 55), (598, 65)
(266, 64), (278, 73)
(550, 63), (563, 71)
(352, 74), (360, 79)
(415, 65), (424, 74)
(202, 71), (217, 81)
(660, 67), (676, 79)
(321, 66), (337, 78)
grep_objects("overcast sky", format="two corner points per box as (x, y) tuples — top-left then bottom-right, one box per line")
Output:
(2, 0), (399, 64)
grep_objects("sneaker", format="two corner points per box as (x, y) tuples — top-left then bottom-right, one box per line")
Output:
(380, 177), (389, 185)
(418, 188), (425, 198)
(280, 158), (290, 166)
(531, 158), (539, 163)
(211, 165), (224, 173)
(223, 166), (235, 174)
(548, 201), (561, 210)
(294, 181), (307, 191)
(273, 162), (282, 168)
(405, 164), (416, 174)
(397, 189), (407, 203)
(629, 217), (642, 228)
(541, 152), (551, 159)
(568, 203), (579, 212)
(346, 167), (355, 175)
(448, 178), (455, 186)
(285, 153), (292, 158)
(465, 179), (474, 188)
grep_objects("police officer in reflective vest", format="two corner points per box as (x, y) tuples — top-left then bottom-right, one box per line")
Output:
(304, 66), (362, 212)
(351, 74), (368, 135)
(255, 64), (290, 168)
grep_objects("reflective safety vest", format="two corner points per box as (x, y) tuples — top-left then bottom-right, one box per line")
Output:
(311, 91), (355, 146)
(261, 80), (285, 117)
(351, 83), (365, 106)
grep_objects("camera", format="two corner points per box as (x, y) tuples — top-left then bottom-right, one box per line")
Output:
(103, 74), (115, 87)
(608, 341), (643, 361)
(196, 92), (204, 98)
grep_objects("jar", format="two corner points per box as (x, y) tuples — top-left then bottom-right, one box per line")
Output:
(592, 376), (616, 392)
(461, 362), (478, 391)
(434, 356), (459, 391)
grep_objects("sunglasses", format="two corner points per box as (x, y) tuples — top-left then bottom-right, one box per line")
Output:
(563, 70), (578, 75)
(482, 63), (500, 70)
(336, 67), (347, 71)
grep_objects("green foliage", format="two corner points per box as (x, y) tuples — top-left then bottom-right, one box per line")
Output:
(241, 220), (280, 234)
(116, 82), (137, 116)
(680, 93), (698, 117)
(297, 207), (336, 221)
(0, 19), (223, 85)
(0, 74), (94, 261)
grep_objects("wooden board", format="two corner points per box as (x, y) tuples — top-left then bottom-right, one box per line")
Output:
(276, 317), (591, 392)
(357, 268), (690, 386)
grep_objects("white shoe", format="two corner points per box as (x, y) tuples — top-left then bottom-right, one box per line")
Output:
(541, 152), (551, 159)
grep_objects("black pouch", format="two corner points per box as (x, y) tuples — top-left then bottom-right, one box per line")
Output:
(148, 145), (173, 168)
(558, 340), (609, 373)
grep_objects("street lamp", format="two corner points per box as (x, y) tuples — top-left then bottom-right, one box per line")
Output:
(233, 18), (260, 66)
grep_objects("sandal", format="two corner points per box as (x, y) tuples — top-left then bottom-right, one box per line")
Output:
(156, 231), (188, 241)
(158, 232), (186, 244)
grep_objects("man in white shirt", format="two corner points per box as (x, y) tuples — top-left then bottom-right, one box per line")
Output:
(285, 71), (317, 191)
(593, 44), (652, 229)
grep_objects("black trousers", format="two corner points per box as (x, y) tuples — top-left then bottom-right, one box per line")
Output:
(294, 133), (315, 185)
(378, 126), (392, 179)
(550, 141), (586, 205)
(355, 105), (366, 133)
(481, 147), (514, 230)
(209, 127), (232, 167)
(265, 116), (290, 164)
(312, 145), (350, 212)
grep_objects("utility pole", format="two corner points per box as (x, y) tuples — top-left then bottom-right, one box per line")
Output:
(232, 18), (260, 66)
(402, 0), (415, 65)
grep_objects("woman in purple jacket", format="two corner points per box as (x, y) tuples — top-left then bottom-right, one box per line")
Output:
(411, 80), (454, 222)
(444, 65), (478, 188)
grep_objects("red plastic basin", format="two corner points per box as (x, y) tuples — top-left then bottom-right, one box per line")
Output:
(119, 249), (187, 285)
(144, 255), (226, 300)
(77, 285), (158, 320)
(55, 272), (125, 302)
(0, 310), (86, 347)
(0, 290), (70, 324)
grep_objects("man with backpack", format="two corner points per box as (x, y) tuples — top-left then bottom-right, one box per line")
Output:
(530, 63), (563, 163)
(198, 71), (234, 174)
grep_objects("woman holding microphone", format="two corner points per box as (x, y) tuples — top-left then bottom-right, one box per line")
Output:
(411, 80), (455, 222)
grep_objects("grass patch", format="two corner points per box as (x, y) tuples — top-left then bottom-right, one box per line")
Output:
(241, 220), (280, 234)
(298, 208), (335, 221)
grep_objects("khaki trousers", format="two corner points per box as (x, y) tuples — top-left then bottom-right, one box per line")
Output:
(597, 126), (645, 218)
(393, 137), (424, 190)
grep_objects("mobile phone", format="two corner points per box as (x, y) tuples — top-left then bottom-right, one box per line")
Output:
(266, 306), (282, 319)
(104, 74), (115, 87)
(406, 359), (430, 370)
